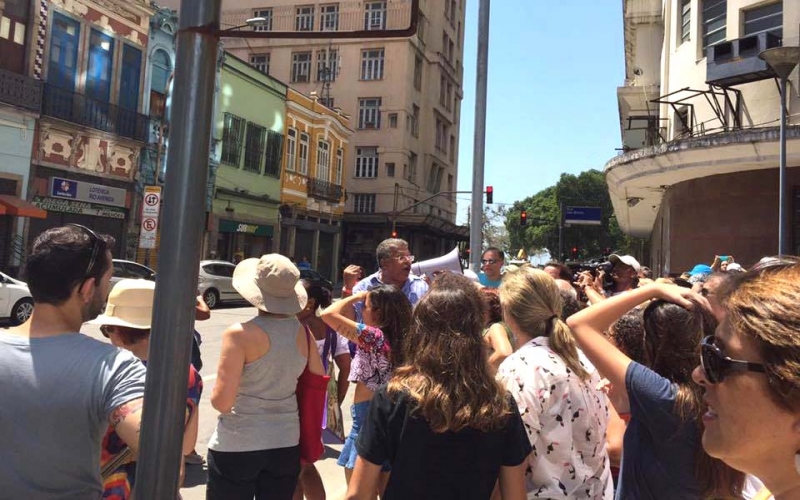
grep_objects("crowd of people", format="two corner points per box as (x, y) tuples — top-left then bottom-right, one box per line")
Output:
(1, 226), (799, 500)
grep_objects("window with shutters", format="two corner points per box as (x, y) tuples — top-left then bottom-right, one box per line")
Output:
(317, 140), (331, 181)
(361, 48), (385, 80)
(364, 1), (387, 30)
(320, 4), (339, 31)
(358, 98), (382, 129)
(264, 130), (284, 178)
(286, 128), (297, 172)
(250, 53), (270, 75)
(354, 194), (376, 213)
(221, 113), (246, 166)
(743, 2), (782, 39)
(355, 147), (379, 178)
(252, 9), (273, 31)
(317, 48), (338, 82)
(292, 52), (312, 82)
(335, 149), (343, 184)
(296, 5), (315, 31)
(243, 122), (267, 173)
(298, 133), (309, 175)
(702, 0), (726, 52)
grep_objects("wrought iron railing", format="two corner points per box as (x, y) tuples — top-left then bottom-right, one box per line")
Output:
(42, 84), (149, 142)
(0, 68), (42, 113)
(307, 178), (343, 202)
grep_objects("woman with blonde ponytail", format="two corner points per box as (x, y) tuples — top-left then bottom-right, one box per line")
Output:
(497, 268), (613, 499)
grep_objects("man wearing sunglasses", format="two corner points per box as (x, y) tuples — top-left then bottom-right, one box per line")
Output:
(0, 225), (146, 498)
(478, 247), (505, 288)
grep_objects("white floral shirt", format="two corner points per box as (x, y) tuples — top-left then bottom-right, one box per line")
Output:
(497, 337), (613, 499)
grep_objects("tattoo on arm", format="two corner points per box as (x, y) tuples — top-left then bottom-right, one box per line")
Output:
(110, 399), (144, 427)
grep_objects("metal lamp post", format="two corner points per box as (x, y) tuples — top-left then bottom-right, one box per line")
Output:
(759, 46), (800, 257)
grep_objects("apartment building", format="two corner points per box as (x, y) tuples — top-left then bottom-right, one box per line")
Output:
(607, 0), (800, 274)
(25, 0), (154, 258)
(214, 0), (469, 271)
(0, 0), (46, 275)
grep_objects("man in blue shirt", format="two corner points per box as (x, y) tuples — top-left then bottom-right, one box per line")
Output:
(478, 247), (504, 288)
(342, 238), (428, 321)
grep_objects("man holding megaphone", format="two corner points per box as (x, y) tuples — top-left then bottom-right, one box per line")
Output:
(341, 238), (429, 315)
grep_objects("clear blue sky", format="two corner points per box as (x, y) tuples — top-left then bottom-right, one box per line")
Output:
(456, 1), (625, 224)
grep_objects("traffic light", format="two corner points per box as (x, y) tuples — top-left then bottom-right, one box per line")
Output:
(520, 211), (527, 226)
(571, 246), (579, 259)
(391, 230), (398, 238)
(486, 186), (493, 204)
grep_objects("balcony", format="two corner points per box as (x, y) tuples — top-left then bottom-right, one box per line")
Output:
(42, 84), (149, 142)
(308, 178), (343, 202)
(0, 68), (42, 113)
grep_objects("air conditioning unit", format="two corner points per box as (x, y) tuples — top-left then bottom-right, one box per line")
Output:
(706, 32), (782, 87)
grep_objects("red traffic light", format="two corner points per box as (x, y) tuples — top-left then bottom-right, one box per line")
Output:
(486, 186), (494, 204)
(391, 230), (398, 238)
(520, 210), (527, 226)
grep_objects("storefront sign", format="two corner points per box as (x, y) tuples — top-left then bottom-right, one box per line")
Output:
(219, 219), (274, 237)
(32, 196), (126, 219)
(49, 177), (126, 208)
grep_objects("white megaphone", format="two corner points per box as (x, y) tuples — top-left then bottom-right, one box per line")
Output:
(411, 247), (463, 279)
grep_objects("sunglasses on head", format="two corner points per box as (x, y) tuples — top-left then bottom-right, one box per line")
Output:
(68, 224), (102, 281)
(700, 335), (766, 384)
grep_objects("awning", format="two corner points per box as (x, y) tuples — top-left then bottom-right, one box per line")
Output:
(0, 195), (48, 219)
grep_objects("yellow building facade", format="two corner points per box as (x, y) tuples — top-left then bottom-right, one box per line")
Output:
(279, 89), (352, 283)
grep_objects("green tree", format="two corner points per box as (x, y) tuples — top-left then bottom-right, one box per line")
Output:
(482, 205), (509, 250)
(506, 169), (644, 262)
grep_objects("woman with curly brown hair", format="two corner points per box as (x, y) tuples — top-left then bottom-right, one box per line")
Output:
(693, 261), (800, 500)
(567, 282), (744, 499)
(321, 285), (412, 494)
(345, 273), (529, 500)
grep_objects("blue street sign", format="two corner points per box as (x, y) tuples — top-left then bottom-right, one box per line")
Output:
(565, 206), (602, 226)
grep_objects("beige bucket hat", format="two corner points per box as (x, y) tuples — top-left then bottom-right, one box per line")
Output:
(232, 254), (308, 315)
(89, 279), (155, 329)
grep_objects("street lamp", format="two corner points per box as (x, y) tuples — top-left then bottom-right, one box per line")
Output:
(759, 46), (800, 257)
(221, 16), (269, 31)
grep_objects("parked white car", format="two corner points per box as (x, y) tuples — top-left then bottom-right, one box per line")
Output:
(197, 260), (245, 309)
(111, 259), (156, 286)
(0, 272), (33, 325)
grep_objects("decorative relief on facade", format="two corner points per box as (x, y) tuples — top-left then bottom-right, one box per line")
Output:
(109, 144), (135, 176)
(51, 0), (89, 16)
(75, 136), (109, 173)
(40, 127), (74, 166)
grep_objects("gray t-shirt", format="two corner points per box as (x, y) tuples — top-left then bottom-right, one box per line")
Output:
(0, 332), (147, 499)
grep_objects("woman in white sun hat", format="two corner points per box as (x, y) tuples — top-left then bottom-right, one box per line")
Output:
(91, 278), (203, 499)
(207, 254), (325, 500)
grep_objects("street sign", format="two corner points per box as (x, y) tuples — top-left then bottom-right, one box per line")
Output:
(565, 206), (602, 226)
(140, 217), (158, 249)
(142, 186), (162, 218)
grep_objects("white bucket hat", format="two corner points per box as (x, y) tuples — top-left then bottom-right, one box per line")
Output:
(89, 279), (155, 329)
(232, 254), (308, 315)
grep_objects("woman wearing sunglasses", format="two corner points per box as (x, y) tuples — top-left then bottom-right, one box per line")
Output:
(566, 282), (743, 499)
(92, 279), (202, 499)
(693, 262), (800, 500)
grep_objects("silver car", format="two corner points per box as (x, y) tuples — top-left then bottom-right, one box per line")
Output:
(198, 260), (244, 309)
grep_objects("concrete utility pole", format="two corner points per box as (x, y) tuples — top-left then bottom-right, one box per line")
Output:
(469, 0), (491, 273)
(131, 0), (221, 498)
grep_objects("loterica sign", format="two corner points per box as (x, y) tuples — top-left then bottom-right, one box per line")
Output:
(49, 177), (126, 208)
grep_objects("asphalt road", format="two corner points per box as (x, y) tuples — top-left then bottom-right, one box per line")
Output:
(82, 303), (353, 500)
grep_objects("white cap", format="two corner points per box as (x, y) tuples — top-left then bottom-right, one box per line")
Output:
(608, 254), (641, 273)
